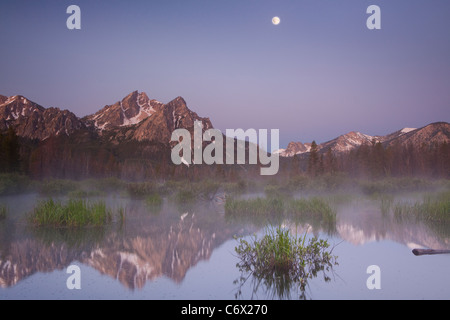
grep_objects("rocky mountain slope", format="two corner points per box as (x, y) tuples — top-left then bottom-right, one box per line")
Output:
(277, 122), (449, 157)
(383, 122), (450, 149)
(0, 95), (84, 140)
(2, 91), (447, 154)
(83, 91), (164, 131)
(0, 91), (213, 145)
(0, 91), (448, 179)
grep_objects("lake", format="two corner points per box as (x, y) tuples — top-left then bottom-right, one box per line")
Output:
(1, 192), (449, 300)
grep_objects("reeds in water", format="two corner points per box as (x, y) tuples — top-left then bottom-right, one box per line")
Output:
(29, 198), (115, 227)
(394, 191), (450, 222)
(234, 225), (338, 295)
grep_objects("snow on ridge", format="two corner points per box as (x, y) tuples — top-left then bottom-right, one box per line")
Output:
(401, 128), (416, 134)
(1, 96), (17, 106)
(126, 108), (152, 126)
(272, 149), (285, 154)
(0, 96), (31, 107)
(97, 121), (109, 131)
(120, 97), (155, 127)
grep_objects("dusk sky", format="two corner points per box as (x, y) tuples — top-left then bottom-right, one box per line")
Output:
(1, 0), (449, 148)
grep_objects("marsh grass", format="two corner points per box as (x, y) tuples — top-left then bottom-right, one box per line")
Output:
(288, 198), (335, 217)
(29, 198), (117, 227)
(225, 197), (285, 216)
(225, 196), (336, 220)
(380, 196), (394, 216)
(234, 225), (338, 299)
(393, 191), (450, 222)
(288, 198), (337, 234)
(370, 193), (395, 216)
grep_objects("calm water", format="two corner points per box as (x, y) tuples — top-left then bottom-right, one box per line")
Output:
(0, 193), (449, 300)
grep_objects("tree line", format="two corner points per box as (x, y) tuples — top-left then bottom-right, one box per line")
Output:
(1, 127), (449, 180)
(304, 139), (449, 179)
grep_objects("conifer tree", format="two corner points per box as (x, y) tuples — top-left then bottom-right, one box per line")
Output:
(308, 141), (319, 176)
(3, 126), (21, 172)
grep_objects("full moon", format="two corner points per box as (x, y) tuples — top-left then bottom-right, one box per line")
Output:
(272, 16), (280, 25)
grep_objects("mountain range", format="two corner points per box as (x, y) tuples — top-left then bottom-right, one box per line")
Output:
(0, 91), (212, 145)
(0, 91), (448, 179)
(275, 124), (450, 157)
(2, 91), (448, 151)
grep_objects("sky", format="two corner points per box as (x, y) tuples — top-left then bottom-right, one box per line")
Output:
(0, 0), (449, 148)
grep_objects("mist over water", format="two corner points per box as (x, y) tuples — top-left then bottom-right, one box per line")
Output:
(1, 178), (449, 299)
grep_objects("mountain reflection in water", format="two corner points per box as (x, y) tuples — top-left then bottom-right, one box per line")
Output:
(0, 194), (449, 292)
(0, 197), (252, 289)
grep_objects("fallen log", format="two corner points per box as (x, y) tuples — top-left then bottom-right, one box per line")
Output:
(412, 249), (450, 256)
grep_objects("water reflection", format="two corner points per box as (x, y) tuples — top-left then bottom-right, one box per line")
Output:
(335, 200), (450, 249)
(0, 194), (449, 295)
(0, 197), (253, 290)
(233, 263), (337, 300)
(233, 228), (338, 300)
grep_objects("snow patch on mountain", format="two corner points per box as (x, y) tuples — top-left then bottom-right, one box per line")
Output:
(401, 128), (416, 134)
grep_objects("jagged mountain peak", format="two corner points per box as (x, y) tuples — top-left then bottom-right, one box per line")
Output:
(274, 141), (311, 157)
(128, 93), (213, 143)
(0, 91), (214, 145)
(0, 94), (38, 108)
(171, 96), (186, 104)
(82, 91), (213, 142)
(84, 90), (164, 131)
(0, 94), (83, 140)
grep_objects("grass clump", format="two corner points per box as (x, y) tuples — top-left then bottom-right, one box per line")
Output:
(29, 198), (115, 227)
(234, 226), (338, 299)
(289, 198), (335, 217)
